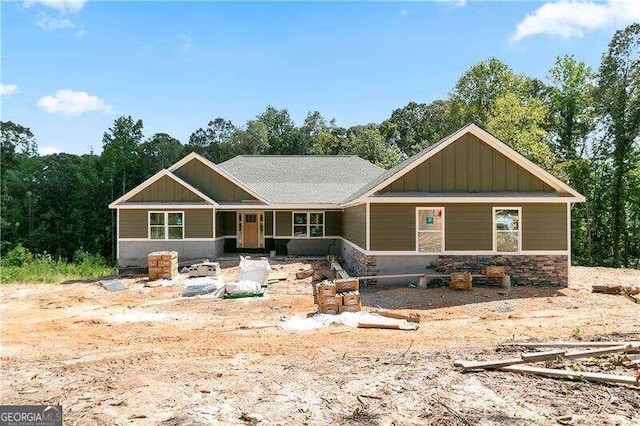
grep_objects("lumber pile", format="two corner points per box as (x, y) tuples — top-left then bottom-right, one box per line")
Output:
(148, 251), (178, 280)
(592, 284), (640, 303)
(455, 341), (640, 387)
(316, 278), (361, 314)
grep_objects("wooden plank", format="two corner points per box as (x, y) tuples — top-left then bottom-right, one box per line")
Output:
(455, 344), (635, 370)
(505, 341), (640, 349)
(357, 322), (419, 331)
(521, 350), (566, 361)
(498, 365), (640, 386)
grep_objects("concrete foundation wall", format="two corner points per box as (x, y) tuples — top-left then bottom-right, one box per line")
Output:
(118, 240), (220, 267)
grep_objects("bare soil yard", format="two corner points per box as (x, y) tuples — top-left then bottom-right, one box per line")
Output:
(1, 262), (639, 425)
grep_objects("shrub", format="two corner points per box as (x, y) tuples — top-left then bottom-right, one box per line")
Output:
(2, 244), (34, 267)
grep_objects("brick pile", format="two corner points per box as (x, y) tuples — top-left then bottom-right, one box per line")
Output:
(147, 251), (178, 280)
(316, 278), (361, 314)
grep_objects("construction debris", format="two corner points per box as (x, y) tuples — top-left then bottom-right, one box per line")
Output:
(455, 342), (640, 387)
(187, 262), (220, 278)
(182, 277), (225, 298)
(503, 341), (640, 348)
(316, 278), (361, 315)
(295, 269), (314, 280)
(592, 283), (640, 304)
(99, 279), (126, 292)
(372, 310), (421, 323)
(148, 251), (178, 280)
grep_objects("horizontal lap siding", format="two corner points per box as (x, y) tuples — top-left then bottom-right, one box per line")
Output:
(184, 210), (213, 239)
(173, 158), (256, 202)
(343, 205), (367, 249)
(445, 204), (492, 250)
(276, 212), (292, 236)
(380, 134), (554, 193)
(325, 211), (342, 236)
(370, 204), (414, 251)
(370, 203), (567, 252)
(120, 209), (214, 238)
(129, 176), (204, 202)
(522, 204), (567, 250)
(120, 209), (147, 238)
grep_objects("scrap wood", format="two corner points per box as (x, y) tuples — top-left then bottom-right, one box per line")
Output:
(498, 365), (640, 386)
(592, 284), (622, 294)
(503, 341), (640, 348)
(295, 269), (314, 280)
(268, 271), (288, 281)
(455, 344), (636, 370)
(622, 290), (640, 304)
(357, 322), (419, 331)
(372, 310), (421, 323)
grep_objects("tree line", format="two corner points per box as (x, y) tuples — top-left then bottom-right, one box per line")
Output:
(1, 24), (638, 267)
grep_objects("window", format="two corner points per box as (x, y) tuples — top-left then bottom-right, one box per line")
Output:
(292, 212), (324, 237)
(494, 208), (520, 252)
(149, 211), (184, 240)
(416, 208), (444, 253)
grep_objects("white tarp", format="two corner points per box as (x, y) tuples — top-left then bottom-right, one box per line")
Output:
(182, 277), (226, 298)
(237, 256), (271, 285)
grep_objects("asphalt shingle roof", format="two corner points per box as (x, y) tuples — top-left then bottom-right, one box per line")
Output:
(218, 155), (385, 204)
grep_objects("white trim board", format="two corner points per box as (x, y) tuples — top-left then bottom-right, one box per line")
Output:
(361, 196), (582, 204)
(344, 123), (586, 206)
(168, 152), (269, 203)
(109, 169), (218, 208)
(339, 237), (567, 257)
(115, 204), (216, 209)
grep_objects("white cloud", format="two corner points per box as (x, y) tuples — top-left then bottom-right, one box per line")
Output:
(437, 0), (466, 7)
(36, 12), (75, 31)
(37, 90), (112, 116)
(0, 84), (19, 96)
(40, 146), (63, 156)
(400, 9), (409, 16)
(510, 0), (640, 43)
(24, 0), (86, 13)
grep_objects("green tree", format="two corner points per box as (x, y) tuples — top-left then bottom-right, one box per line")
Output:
(343, 124), (401, 169)
(255, 106), (299, 154)
(596, 23), (640, 266)
(450, 58), (532, 127)
(380, 100), (453, 156)
(140, 133), (184, 174)
(486, 92), (555, 168)
(187, 118), (236, 162)
(101, 116), (145, 197)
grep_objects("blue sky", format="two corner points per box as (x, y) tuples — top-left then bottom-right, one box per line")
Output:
(1, 1), (638, 155)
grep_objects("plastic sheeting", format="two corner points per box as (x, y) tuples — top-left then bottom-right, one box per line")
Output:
(237, 256), (271, 285)
(182, 277), (226, 298)
(225, 280), (262, 296)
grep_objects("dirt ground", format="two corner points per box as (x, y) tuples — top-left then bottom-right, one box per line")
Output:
(1, 262), (639, 425)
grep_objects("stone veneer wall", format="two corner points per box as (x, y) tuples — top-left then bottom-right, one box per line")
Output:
(434, 255), (568, 287)
(341, 241), (378, 277)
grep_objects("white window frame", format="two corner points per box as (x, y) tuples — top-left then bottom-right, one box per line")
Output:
(492, 207), (522, 253)
(148, 211), (184, 240)
(415, 207), (445, 253)
(291, 212), (325, 238)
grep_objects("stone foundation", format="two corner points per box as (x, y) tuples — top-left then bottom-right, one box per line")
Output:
(434, 255), (568, 287)
(341, 241), (378, 277)
(339, 241), (568, 287)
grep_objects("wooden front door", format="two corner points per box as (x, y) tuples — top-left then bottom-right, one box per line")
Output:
(242, 213), (259, 248)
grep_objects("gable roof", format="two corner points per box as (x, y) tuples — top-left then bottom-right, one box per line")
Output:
(343, 123), (586, 204)
(218, 155), (385, 204)
(169, 152), (269, 203)
(108, 169), (218, 208)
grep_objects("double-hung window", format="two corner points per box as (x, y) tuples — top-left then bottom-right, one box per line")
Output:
(416, 207), (444, 253)
(293, 212), (324, 237)
(149, 211), (184, 240)
(493, 207), (520, 252)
